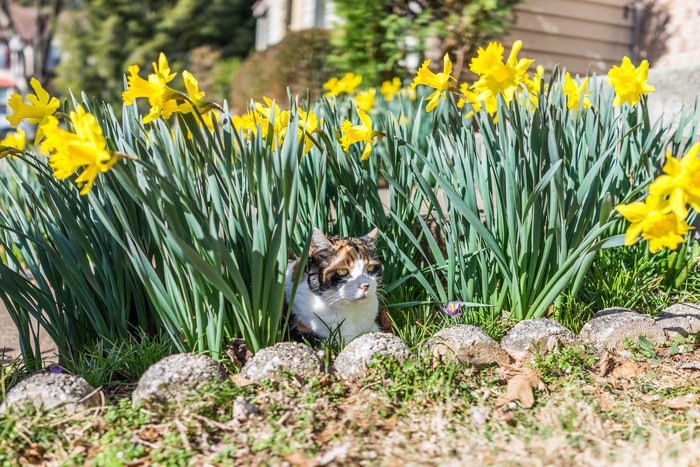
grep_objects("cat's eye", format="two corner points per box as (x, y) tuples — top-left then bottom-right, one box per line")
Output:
(367, 264), (377, 272)
(335, 268), (348, 276)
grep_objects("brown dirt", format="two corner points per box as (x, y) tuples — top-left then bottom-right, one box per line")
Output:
(0, 301), (57, 365)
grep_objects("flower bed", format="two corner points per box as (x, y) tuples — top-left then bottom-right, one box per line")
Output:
(0, 40), (697, 372)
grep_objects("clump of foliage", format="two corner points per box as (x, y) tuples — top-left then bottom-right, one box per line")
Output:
(53, 0), (255, 106)
(1, 40), (699, 369)
(330, 0), (523, 84)
(229, 29), (336, 112)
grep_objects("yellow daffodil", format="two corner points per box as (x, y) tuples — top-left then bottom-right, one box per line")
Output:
(648, 142), (700, 218)
(296, 108), (320, 154)
(323, 73), (362, 97)
(41, 106), (117, 195)
(469, 42), (505, 76)
(563, 72), (592, 115)
(401, 87), (417, 102)
(456, 83), (482, 118)
(339, 109), (382, 160)
(607, 57), (655, 107)
(177, 70), (220, 115)
(6, 78), (60, 145)
(152, 52), (177, 85)
(354, 88), (376, 112)
(471, 40), (534, 108)
(179, 70), (206, 109)
(175, 70), (222, 136)
(522, 65), (545, 108)
(122, 53), (180, 123)
(231, 113), (254, 140)
(380, 77), (402, 101)
(234, 110), (259, 137)
(616, 195), (693, 253)
(247, 97), (289, 148)
(411, 53), (457, 112)
(0, 128), (26, 151)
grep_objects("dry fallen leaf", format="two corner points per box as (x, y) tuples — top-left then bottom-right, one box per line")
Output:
(284, 451), (319, 467)
(600, 353), (643, 380)
(661, 393), (700, 409)
(495, 368), (544, 409)
(610, 358), (642, 379)
(230, 373), (254, 387)
(599, 392), (616, 411)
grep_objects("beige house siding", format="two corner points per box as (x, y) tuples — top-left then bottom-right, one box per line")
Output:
(506, 0), (633, 76)
(650, 0), (700, 68)
(255, 1), (700, 75)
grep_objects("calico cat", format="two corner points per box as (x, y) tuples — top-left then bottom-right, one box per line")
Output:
(285, 228), (386, 344)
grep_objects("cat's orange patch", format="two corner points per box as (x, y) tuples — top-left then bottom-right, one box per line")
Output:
(322, 241), (374, 281)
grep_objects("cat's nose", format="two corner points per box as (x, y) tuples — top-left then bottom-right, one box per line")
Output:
(359, 283), (369, 292)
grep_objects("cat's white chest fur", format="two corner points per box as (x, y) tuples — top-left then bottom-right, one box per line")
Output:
(285, 262), (379, 343)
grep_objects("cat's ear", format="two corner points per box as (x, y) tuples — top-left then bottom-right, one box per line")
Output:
(364, 228), (379, 241)
(310, 228), (332, 254)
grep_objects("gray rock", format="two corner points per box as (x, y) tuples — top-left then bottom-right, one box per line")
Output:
(242, 342), (323, 383)
(655, 303), (700, 338)
(423, 325), (510, 368)
(579, 308), (667, 349)
(501, 318), (577, 360)
(334, 332), (413, 379)
(0, 372), (101, 415)
(132, 353), (227, 408)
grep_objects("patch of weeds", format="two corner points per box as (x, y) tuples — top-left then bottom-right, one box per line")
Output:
(1, 357), (27, 403)
(312, 333), (345, 371)
(209, 444), (241, 465)
(306, 376), (347, 404)
(551, 295), (593, 334)
(366, 355), (479, 407)
(182, 379), (255, 422)
(148, 431), (195, 465)
(63, 331), (177, 396)
(103, 398), (150, 430)
(253, 407), (324, 455)
(624, 335), (661, 361)
(0, 406), (75, 465)
(92, 439), (146, 466)
(531, 345), (597, 385)
(663, 333), (700, 356)
(389, 303), (440, 348)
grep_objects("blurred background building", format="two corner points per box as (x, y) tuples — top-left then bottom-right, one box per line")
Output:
(252, 0), (700, 76)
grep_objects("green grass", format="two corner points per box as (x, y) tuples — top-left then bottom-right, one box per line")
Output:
(1, 357), (27, 401)
(62, 331), (177, 397)
(554, 240), (700, 333)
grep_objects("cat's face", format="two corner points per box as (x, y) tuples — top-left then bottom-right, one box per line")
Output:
(305, 228), (382, 303)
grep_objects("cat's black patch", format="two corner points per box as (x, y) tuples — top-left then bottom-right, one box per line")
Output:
(305, 251), (351, 296)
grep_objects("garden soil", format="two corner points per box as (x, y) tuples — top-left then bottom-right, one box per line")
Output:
(0, 302), (56, 364)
